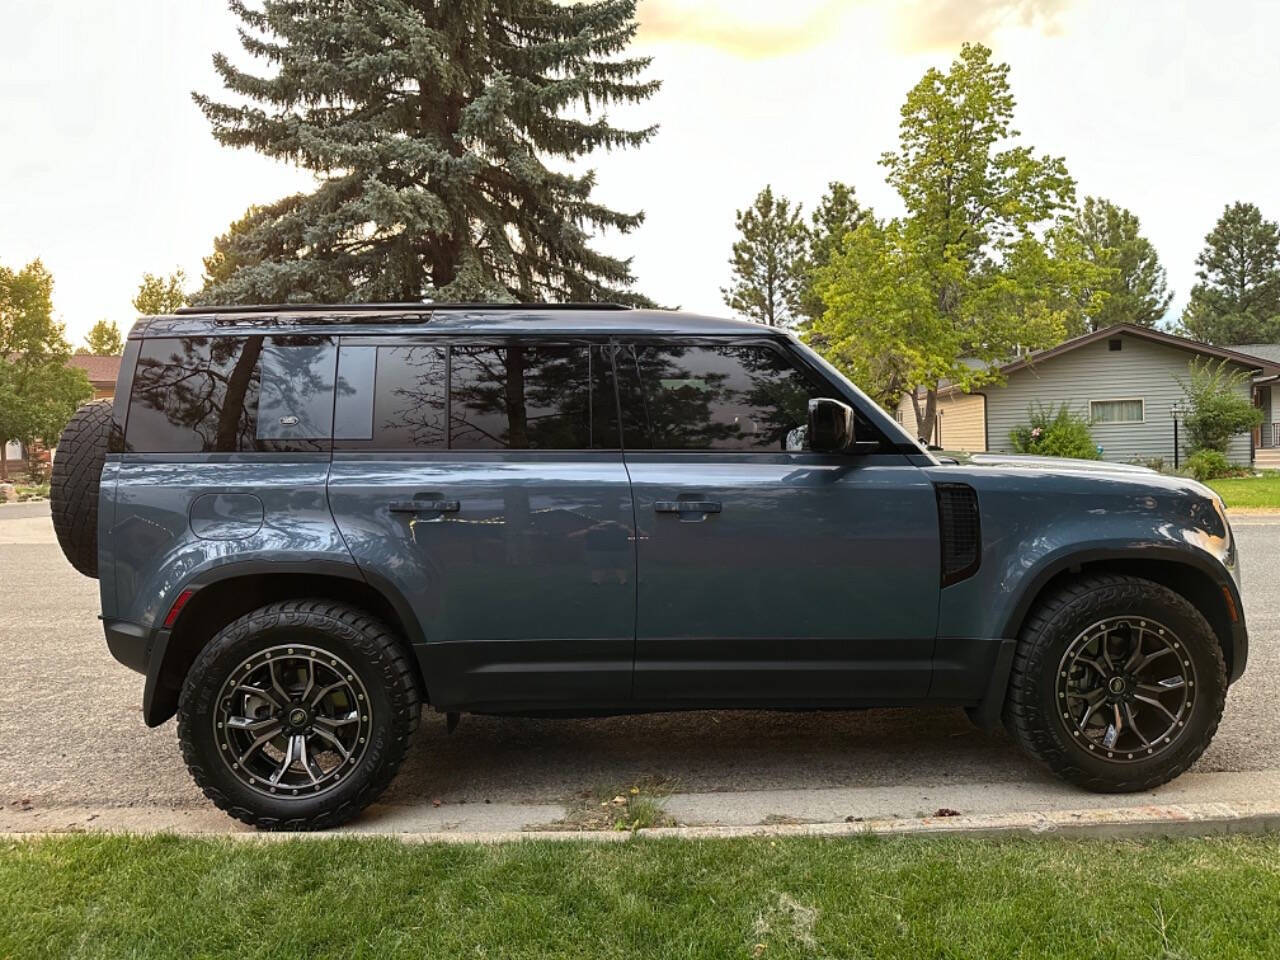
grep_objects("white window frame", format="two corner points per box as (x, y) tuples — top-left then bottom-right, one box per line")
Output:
(1089, 397), (1145, 425)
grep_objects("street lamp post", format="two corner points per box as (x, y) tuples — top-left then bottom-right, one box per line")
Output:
(1170, 400), (1185, 470)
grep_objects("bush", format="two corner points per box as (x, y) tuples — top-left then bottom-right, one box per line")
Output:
(1178, 359), (1263, 454)
(1009, 403), (1100, 460)
(1185, 449), (1230, 481)
(1128, 456), (1168, 473)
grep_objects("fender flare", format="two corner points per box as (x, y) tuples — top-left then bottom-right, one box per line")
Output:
(968, 542), (1245, 730)
(142, 558), (426, 726)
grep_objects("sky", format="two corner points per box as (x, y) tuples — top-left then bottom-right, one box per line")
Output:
(2, 0), (1280, 348)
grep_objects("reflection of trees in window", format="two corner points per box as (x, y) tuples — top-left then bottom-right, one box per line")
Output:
(622, 345), (822, 451)
(257, 337), (338, 439)
(376, 347), (446, 450)
(129, 336), (262, 452)
(450, 346), (597, 450)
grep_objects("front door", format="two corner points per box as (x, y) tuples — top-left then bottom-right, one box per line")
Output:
(327, 338), (636, 711)
(615, 340), (941, 705)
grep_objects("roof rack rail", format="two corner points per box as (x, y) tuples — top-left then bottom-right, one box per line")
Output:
(172, 302), (632, 316)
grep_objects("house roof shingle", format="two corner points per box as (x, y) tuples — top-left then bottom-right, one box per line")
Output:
(67, 354), (122, 385)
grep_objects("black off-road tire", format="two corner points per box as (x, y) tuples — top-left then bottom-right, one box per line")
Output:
(1004, 573), (1227, 793)
(178, 600), (421, 831)
(50, 399), (114, 578)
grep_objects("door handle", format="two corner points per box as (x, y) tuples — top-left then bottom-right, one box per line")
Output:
(389, 499), (460, 514)
(654, 501), (722, 514)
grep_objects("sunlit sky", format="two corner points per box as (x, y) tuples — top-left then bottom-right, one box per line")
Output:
(3, 0), (1279, 346)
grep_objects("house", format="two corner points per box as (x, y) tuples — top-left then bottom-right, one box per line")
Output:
(896, 324), (1280, 469)
(66, 354), (122, 400)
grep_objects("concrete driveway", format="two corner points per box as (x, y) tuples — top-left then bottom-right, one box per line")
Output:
(2, 501), (1277, 834)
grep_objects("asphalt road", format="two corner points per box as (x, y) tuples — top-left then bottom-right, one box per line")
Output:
(2, 501), (1277, 826)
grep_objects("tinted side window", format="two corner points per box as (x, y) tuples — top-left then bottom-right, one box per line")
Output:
(616, 343), (827, 451)
(449, 344), (617, 450)
(370, 345), (448, 450)
(126, 336), (334, 453)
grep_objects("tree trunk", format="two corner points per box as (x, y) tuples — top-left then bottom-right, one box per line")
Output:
(911, 387), (938, 445)
(0, 441), (7, 481)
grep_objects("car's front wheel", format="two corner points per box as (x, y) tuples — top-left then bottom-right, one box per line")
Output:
(177, 600), (421, 830)
(1004, 573), (1227, 793)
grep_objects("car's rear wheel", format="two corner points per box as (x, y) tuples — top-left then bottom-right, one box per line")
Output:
(178, 600), (421, 830)
(1004, 573), (1227, 793)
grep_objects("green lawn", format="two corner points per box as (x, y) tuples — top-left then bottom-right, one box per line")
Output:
(1208, 471), (1280, 509)
(4, 833), (1280, 959)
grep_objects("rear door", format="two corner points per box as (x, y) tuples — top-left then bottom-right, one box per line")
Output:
(615, 338), (941, 705)
(326, 337), (637, 712)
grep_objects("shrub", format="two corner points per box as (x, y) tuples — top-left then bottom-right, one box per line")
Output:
(1009, 403), (1100, 460)
(1128, 456), (1168, 473)
(1185, 449), (1231, 481)
(1178, 359), (1263, 454)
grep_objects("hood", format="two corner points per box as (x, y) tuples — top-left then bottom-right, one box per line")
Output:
(937, 451), (1158, 477)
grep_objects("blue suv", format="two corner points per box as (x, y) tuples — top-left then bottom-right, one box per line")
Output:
(49, 304), (1247, 829)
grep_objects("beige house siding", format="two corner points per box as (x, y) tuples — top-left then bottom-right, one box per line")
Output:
(983, 333), (1255, 465)
(896, 391), (987, 451)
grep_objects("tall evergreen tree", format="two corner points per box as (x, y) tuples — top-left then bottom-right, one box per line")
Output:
(799, 182), (869, 325)
(1063, 196), (1172, 330)
(192, 1), (658, 306)
(1178, 202), (1280, 345)
(721, 186), (807, 327)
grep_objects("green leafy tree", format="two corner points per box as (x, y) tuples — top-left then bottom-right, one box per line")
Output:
(1178, 203), (1280, 345)
(79, 319), (124, 355)
(798, 182), (870, 325)
(0, 259), (92, 479)
(721, 186), (807, 327)
(1177, 358), (1263, 455)
(813, 44), (1097, 440)
(133, 270), (189, 315)
(192, 0), (658, 305)
(1062, 196), (1172, 330)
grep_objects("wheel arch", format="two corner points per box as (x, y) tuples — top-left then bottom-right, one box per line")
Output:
(143, 563), (429, 727)
(969, 546), (1245, 730)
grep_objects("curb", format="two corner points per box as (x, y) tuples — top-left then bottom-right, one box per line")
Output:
(4, 800), (1280, 844)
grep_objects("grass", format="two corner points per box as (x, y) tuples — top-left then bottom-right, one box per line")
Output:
(1207, 471), (1280, 509)
(5, 833), (1280, 958)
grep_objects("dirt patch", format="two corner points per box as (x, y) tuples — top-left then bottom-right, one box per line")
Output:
(531, 777), (678, 832)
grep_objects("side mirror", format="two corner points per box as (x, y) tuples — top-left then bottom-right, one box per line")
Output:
(807, 398), (855, 453)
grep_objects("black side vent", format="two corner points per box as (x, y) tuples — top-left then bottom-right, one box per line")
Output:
(936, 483), (981, 587)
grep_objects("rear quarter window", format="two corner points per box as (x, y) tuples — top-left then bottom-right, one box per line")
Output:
(125, 336), (336, 453)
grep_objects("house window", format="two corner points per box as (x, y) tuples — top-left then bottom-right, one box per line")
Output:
(1090, 399), (1144, 424)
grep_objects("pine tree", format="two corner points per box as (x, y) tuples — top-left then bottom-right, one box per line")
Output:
(1064, 196), (1172, 330)
(1179, 202), (1280, 345)
(799, 182), (869, 325)
(721, 186), (807, 327)
(192, 1), (658, 306)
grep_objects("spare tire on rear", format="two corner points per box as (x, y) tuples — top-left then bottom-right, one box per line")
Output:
(51, 399), (114, 579)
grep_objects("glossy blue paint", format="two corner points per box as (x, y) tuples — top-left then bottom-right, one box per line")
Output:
(92, 307), (1249, 725)
(626, 452), (941, 702)
(327, 452), (637, 709)
(106, 456), (347, 631)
